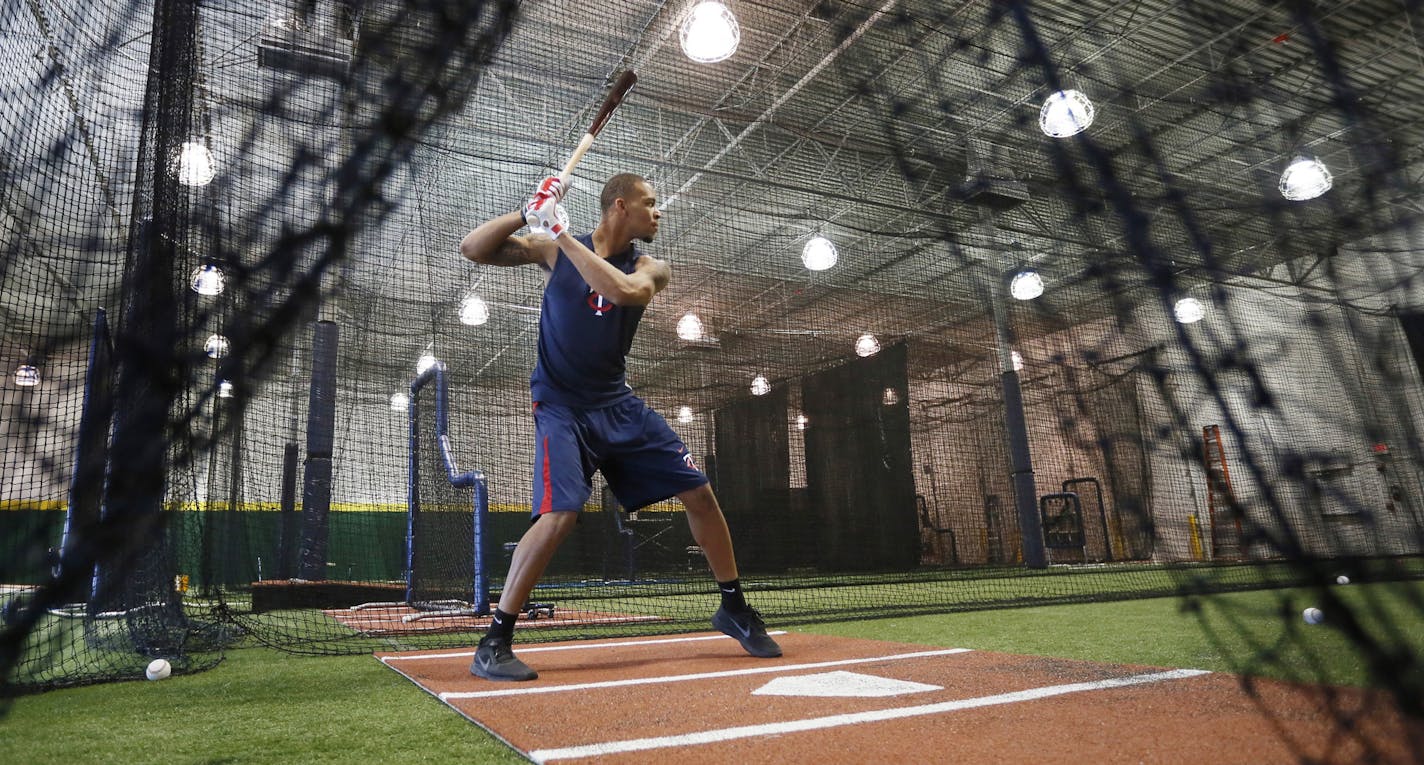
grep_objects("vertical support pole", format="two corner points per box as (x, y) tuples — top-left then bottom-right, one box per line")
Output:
(59, 309), (111, 604)
(990, 274), (1047, 569)
(297, 320), (339, 580)
(405, 386), (419, 604)
(275, 442), (299, 580)
(221, 397), (245, 586)
(472, 473), (490, 615)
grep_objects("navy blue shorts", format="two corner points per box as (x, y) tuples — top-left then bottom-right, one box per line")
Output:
(531, 396), (708, 517)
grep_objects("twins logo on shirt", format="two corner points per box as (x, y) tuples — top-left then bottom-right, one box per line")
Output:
(587, 289), (612, 316)
(678, 446), (699, 471)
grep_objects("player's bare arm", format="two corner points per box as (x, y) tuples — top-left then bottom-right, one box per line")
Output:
(459, 211), (557, 268)
(557, 234), (670, 306)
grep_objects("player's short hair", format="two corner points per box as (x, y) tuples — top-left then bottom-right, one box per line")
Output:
(600, 173), (649, 213)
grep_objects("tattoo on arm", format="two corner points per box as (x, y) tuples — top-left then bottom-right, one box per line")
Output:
(487, 237), (545, 267)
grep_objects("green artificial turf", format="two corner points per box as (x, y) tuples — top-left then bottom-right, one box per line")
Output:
(3, 583), (1420, 764)
(800, 582), (1424, 689)
(1, 648), (527, 765)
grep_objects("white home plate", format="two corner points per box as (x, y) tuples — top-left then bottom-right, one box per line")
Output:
(752, 671), (943, 698)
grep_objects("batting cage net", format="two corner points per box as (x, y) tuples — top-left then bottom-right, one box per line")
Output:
(3, 0), (1422, 724)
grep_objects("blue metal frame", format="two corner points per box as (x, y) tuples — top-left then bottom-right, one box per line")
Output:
(406, 361), (490, 614)
(59, 308), (112, 604)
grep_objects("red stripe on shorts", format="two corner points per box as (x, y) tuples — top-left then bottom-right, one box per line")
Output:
(538, 435), (553, 515)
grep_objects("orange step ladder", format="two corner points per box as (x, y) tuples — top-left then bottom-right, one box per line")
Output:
(1202, 424), (1243, 560)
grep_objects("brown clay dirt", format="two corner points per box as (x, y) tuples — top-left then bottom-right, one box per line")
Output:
(377, 631), (1422, 764)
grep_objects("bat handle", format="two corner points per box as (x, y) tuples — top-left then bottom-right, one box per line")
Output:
(558, 133), (597, 184)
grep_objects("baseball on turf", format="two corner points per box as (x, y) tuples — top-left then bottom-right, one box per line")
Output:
(1336, 575), (1350, 585)
(1302, 607), (1324, 625)
(145, 658), (172, 681)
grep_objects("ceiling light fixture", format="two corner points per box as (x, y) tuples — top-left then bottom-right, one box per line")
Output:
(177, 140), (216, 187)
(390, 392), (409, 411)
(191, 264), (225, 296)
(1174, 297), (1206, 324)
(676, 312), (704, 341)
(15, 364), (39, 387)
(1278, 155), (1332, 201)
(680, 1), (740, 63)
(855, 333), (880, 358)
(217, 380), (234, 399)
(1039, 90), (1095, 138)
(204, 334), (230, 359)
(801, 236), (838, 271)
(677, 405), (694, 423)
(750, 374), (770, 396)
(1009, 269), (1044, 300)
(459, 294), (490, 326)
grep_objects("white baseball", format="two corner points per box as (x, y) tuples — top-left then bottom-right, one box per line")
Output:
(1302, 607), (1324, 625)
(1335, 575), (1350, 585)
(145, 658), (172, 681)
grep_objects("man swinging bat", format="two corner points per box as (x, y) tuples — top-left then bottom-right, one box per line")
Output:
(457, 173), (782, 681)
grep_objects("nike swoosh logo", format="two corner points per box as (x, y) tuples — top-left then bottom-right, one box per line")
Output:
(721, 588), (737, 593)
(728, 620), (752, 639)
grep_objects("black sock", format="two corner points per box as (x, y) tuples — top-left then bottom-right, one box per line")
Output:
(717, 579), (747, 612)
(486, 608), (518, 641)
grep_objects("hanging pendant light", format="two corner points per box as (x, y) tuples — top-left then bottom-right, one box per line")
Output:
(177, 140), (216, 186)
(1039, 90), (1095, 138)
(680, 1), (740, 63)
(1009, 270), (1044, 300)
(802, 236), (838, 271)
(1174, 297), (1206, 324)
(1279, 155), (1332, 201)
(855, 334), (880, 358)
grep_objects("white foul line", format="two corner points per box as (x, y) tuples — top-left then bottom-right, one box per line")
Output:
(527, 668), (1211, 763)
(439, 648), (974, 701)
(382, 631), (790, 662)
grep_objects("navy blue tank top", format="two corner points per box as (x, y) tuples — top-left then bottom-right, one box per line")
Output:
(530, 233), (645, 408)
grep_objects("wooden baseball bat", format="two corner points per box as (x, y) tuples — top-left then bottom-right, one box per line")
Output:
(558, 70), (637, 183)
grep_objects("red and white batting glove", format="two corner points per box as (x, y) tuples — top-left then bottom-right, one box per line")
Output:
(531, 176), (567, 205)
(524, 197), (570, 238)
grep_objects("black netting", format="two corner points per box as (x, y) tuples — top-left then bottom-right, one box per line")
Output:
(2, 0), (1422, 737)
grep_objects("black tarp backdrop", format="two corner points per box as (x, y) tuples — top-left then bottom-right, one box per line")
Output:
(713, 385), (794, 572)
(804, 343), (919, 571)
(1401, 313), (1424, 386)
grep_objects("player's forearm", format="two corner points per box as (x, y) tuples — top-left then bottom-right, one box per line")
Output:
(459, 211), (526, 264)
(555, 232), (655, 305)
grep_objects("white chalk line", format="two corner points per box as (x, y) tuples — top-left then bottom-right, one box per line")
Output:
(381, 631), (790, 663)
(527, 668), (1212, 762)
(439, 648), (974, 700)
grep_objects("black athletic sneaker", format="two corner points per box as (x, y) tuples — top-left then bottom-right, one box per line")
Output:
(470, 635), (538, 681)
(712, 607), (782, 658)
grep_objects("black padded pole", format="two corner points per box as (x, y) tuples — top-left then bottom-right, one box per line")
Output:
(222, 403), (246, 586)
(275, 442), (299, 580)
(297, 320), (339, 580)
(986, 261), (1047, 570)
(54, 309), (113, 604)
(1001, 370), (1047, 569)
